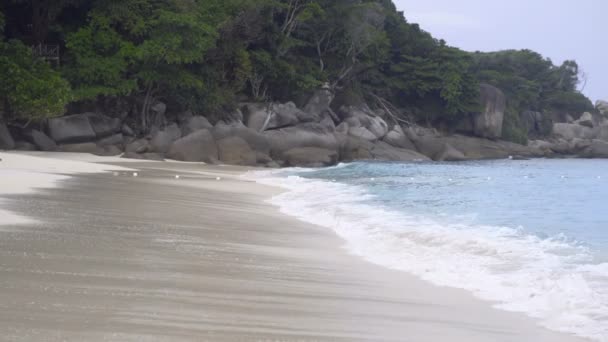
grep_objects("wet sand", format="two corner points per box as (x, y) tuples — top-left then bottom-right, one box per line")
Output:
(0, 153), (589, 341)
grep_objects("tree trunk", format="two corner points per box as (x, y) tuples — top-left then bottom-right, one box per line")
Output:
(31, 0), (50, 43)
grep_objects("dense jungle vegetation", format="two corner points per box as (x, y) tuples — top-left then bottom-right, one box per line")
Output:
(0, 0), (594, 141)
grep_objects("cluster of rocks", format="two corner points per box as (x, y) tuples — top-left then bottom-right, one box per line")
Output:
(528, 101), (608, 158)
(2, 85), (608, 166)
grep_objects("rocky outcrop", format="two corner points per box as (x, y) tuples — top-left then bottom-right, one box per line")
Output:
(583, 140), (608, 158)
(303, 85), (339, 123)
(180, 116), (213, 137)
(283, 147), (338, 167)
(48, 114), (97, 143)
(0, 121), (15, 150)
(574, 112), (595, 128)
(25, 129), (57, 151)
(264, 123), (339, 158)
(166, 129), (218, 162)
(14, 141), (36, 151)
(84, 113), (121, 138)
(150, 123), (181, 153)
(243, 102), (312, 132)
(370, 141), (429, 161)
(340, 136), (429, 162)
(7, 83), (606, 166)
(213, 122), (270, 155)
(382, 124), (416, 150)
(474, 83), (505, 139)
(436, 144), (467, 162)
(97, 133), (123, 147)
(552, 122), (597, 140)
(125, 139), (149, 154)
(597, 100), (608, 116)
(122, 124), (135, 137)
(339, 105), (389, 141)
(216, 136), (257, 166)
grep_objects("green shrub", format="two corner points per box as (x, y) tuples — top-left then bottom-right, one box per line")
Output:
(0, 40), (72, 122)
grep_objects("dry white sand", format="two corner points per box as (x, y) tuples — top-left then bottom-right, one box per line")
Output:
(0, 152), (591, 341)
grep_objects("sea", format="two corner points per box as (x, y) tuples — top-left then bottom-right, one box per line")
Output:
(249, 159), (608, 341)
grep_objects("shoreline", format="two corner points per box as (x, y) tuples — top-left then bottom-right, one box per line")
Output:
(0, 152), (590, 341)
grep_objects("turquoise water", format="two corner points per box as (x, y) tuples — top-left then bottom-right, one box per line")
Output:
(251, 159), (608, 341)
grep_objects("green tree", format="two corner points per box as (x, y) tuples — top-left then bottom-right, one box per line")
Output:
(0, 39), (71, 122)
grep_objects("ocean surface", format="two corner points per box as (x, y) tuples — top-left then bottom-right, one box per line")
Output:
(250, 159), (608, 341)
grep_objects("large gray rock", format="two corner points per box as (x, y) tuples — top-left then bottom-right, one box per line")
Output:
(151, 102), (167, 118)
(370, 141), (430, 161)
(166, 129), (218, 162)
(122, 124), (135, 137)
(409, 126), (539, 160)
(180, 116), (213, 136)
(340, 105), (389, 140)
(597, 100), (608, 116)
(553, 122), (597, 140)
(597, 122), (608, 141)
(303, 86), (339, 123)
(48, 114), (97, 143)
(583, 140), (608, 158)
(121, 152), (165, 161)
(436, 143), (467, 162)
(263, 123), (339, 158)
(0, 121), (15, 150)
(474, 83), (506, 139)
(97, 134), (124, 147)
(125, 139), (149, 154)
(244, 102), (312, 132)
(575, 112), (595, 128)
(27, 130), (57, 151)
(382, 125), (416, 150)
(150, 123), (181, 153)
(84, 113), (121, 138)
(14, 141), (36, 151)
(348, 126), (378, 141)
(213, 122), (270, 155)
(216, 136), (257, 166)
(341, 137), (428, 162)
(283, 147), (338, 167)
(528, 140), (554, 153)
(58, 142), (102, 154)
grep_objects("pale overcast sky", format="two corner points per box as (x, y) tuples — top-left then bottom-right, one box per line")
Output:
(393, 0), (606, 102)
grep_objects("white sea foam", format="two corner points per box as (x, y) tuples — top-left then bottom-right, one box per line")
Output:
(246, 169), (608, 341)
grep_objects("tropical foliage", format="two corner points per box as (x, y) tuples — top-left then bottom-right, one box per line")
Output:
(0, 0), (592, 139)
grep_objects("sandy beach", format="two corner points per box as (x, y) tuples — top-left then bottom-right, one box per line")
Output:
(0, 152), (589, 341)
